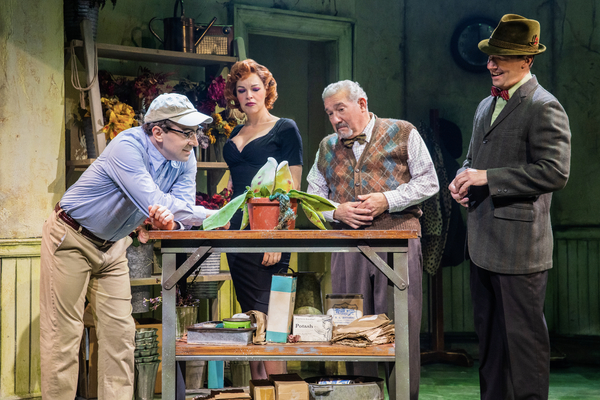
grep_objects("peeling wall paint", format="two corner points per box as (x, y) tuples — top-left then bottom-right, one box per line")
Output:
(0, 0), (64, 239)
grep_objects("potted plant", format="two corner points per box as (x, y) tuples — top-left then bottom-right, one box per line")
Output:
(201, 158), (336, 231)
(144, 287), (200, 338)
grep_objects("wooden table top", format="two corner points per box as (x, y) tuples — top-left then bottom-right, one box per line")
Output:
(149, 229), (418, 240)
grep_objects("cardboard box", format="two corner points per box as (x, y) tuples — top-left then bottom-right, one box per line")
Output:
(211, 389), (251, 399)
(266, 274), (297, 343)
(250, 379), (275, 400)
(292, 314), (333, 342)
(269, 373), (308, 400)
(325, 294), (364, 326)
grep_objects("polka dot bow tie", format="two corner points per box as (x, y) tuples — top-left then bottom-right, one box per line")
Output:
(341, 133), (367, 148)
(491, 86), (510, 101)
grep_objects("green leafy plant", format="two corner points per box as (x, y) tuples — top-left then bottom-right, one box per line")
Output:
(202, 158), (336, 231)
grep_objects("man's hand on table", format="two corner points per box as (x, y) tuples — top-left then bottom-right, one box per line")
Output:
(146, 204), (176, 230)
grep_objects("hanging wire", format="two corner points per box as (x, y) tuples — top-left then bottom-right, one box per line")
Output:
(69, 40), (99, 110)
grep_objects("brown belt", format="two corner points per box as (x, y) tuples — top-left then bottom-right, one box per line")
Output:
(54, 203), (114, 246)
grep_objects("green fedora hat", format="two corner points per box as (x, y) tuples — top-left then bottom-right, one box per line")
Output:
(478, 14), (546, 55)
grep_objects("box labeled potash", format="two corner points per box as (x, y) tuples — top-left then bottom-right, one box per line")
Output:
(266, 273), (297, 343)
(292, 314), (333, 342)
(325, 294), (364, 326)
(269, 373), (309, 400)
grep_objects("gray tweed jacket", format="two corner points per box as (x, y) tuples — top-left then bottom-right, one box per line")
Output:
(462, 76), (571, 274)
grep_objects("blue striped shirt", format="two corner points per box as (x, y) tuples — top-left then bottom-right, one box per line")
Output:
(61, 126), (207, 241)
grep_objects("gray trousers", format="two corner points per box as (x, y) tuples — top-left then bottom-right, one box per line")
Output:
(331, 238), (422, 400)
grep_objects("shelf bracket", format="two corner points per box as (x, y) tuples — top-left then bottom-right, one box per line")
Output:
(163, 246), (212, 290)
(358, 244), (408, 290)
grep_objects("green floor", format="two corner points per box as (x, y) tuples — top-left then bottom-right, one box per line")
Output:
(419, 362), (600, 400)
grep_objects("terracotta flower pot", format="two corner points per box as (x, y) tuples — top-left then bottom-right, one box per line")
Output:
(247, 198), (298, 230)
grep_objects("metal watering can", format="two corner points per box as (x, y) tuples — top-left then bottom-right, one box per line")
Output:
(149, 0), (216, 53)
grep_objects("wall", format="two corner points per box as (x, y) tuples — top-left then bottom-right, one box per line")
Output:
(0, 0), (65, 239)
(0, 0), (63, 398)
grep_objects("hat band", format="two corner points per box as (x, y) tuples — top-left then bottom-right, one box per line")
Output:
(488, 37), (540, 53)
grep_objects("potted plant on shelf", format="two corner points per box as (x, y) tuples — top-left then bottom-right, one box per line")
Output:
(144, 287), (200, 339)
(201, 157), (336, 231)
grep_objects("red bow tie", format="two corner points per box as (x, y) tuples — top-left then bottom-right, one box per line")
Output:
(491, 86), (510, 101)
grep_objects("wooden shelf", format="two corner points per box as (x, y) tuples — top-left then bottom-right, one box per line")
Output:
(68, 40), (238, 67)
(176, 342), (396, 362)
(67, 159), (228, 171)
(130, 272), (231, 287)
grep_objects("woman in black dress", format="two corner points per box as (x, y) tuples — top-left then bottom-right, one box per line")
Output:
(223, 59), (303, 379)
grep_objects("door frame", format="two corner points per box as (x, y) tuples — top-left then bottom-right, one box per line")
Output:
(232, 4), (354, 81)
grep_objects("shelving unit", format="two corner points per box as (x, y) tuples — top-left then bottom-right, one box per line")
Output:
(66, 22), (239, 160)
(130, 272), (231, 287)
(149, 229), (416, 400)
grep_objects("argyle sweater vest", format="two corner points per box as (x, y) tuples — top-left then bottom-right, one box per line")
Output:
(317, 117), (422, 233)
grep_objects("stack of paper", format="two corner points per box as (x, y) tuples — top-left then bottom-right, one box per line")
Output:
(331, 314), (395, 347)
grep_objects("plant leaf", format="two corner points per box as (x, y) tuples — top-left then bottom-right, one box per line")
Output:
(250, 157), (277, 194)
(288, 190), (336, 212)
(240, 203), (249, 230)
(300, 202), (327, 230)
(202, 191), (248, 230)
(274, 160), (294, 193)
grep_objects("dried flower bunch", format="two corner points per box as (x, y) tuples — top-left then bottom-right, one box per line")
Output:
(101, 97), (138, 141)
(133, 67), (173, 107)
(144, 286), (200, 311)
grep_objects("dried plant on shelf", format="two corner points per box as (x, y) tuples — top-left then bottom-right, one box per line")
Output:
(133, 67), (173, 111)
(100, 96), (138, 141)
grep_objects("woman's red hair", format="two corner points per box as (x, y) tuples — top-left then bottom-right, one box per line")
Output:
(225, 59), (278, 111)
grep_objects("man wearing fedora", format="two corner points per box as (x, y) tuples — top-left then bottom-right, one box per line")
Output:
(449, 14), (571, 399)
(40, 93), (216, 399)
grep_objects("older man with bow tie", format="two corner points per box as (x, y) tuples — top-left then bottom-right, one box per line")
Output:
(307, 80), (439, 399)
(449, 14), (571, 400)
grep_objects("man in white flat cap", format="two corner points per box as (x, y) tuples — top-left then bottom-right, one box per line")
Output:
(40, 93), (215, 399)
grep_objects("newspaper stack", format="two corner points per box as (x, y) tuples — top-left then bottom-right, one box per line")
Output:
(331, 314), (395, 347)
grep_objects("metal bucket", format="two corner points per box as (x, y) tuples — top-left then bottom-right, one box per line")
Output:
(135, 360), (160, 400)
(127, 242), (154, 313)
(305, 376), (384, 400)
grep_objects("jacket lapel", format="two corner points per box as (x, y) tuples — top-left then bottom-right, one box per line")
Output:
(485, 76), (540, 135)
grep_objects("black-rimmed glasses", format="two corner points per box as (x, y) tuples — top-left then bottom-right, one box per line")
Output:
(168, 126), (206, 141)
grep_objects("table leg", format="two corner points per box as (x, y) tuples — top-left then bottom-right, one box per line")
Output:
(390, 251), (410, 400)
(162, 253), (177, 400)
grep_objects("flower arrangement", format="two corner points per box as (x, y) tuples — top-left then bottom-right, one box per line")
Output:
(133, 67), (172, 109)
(202, 158), (337, 231)
(173, 76), (243, 146)
(196, 188), (233, 210)
(100, 96), (138, 141)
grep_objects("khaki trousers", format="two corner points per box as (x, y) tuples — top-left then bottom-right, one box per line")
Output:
(40, 210), (136, 400)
